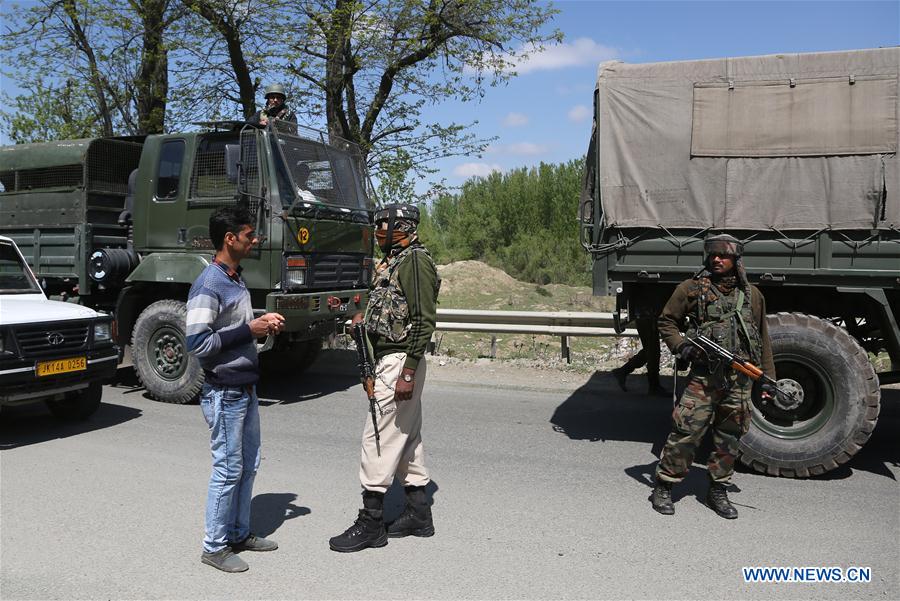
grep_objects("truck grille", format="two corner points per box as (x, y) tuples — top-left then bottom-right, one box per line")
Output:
(309, 254), (364, 289)
(13, 321), (90, 358)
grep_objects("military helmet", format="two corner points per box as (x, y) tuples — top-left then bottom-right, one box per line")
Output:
(264, 83), (286, 99)
(704, 234), (743, 258)
(374, 203), (419, 225)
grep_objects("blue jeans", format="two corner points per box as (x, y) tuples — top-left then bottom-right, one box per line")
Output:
(200, 383), (261, 553)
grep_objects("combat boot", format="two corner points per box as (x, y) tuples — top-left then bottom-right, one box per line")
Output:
(329, 491), (388, 552)
(387, 485), (434, 538)
(612, 367), (629, 391)
(706, 482), (738, 519)
(650, 479), (674, 515)
(647, 374), (670, 398)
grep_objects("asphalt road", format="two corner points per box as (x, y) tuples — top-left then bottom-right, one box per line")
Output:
(2, 352), (898, 600)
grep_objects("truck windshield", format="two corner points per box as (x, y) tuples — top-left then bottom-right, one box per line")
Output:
(0, 241), (41, 294)
(270, 132), (371, 212)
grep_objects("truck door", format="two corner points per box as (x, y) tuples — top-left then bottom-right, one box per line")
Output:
(145, 138), (189, 250)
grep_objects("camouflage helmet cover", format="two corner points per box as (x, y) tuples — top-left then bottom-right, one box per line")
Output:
(264, 83), (286, 99)
(374, 203), (419, 224)
(704, 234), (743, 258)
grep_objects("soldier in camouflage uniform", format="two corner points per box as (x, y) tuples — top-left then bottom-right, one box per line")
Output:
(651, 234), (776, 519)
(248, 83), (297, 127)
(329, 203), (440, 552)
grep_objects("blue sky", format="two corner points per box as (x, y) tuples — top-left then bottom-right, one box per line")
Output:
(423, 0), (899, 193)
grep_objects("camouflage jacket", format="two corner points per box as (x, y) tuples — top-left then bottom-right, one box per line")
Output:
(248, 105), (297, 125)
(658, 277), (775, 378)
(365, 242), (439, 371)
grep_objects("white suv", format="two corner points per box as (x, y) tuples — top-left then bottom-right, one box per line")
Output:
(0, 235), (118, 419)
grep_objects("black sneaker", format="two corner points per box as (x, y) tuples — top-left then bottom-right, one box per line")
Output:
(201, 548), (249, 572)
(231, 534), (278, 552)
(329, 509), (388, 553)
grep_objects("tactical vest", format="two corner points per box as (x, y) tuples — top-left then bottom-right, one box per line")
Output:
(365, 244), (437, 343)
(687, 278), (762, 365)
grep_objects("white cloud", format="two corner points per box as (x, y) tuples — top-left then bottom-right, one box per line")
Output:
(567, 105), (591, 123)
(453, 162), (502, 178)
(504, 38), (619, 74)
(502, 112), (529, 127)
(488, 142), (549, 157)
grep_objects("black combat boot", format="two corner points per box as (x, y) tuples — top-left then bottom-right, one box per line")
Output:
(387, 485), (435, 538)
(647, 374), (669, 398)
(706, 482), (738, 519)
(611, 366), (630, 391)
(650, 479), (675, 515)
(329, 491), (388, 552)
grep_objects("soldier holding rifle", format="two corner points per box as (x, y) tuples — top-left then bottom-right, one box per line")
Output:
(651, 234), (776, 519)
(330, 203), (440, 552)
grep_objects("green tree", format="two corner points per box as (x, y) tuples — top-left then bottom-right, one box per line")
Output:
(421, 158), (588, 285)
(0, 0), (183, 141)
(285, 0), (560, 180)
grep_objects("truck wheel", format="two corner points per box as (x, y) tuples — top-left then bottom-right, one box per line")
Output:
(738, 312), (880, 477)
(46, 382), (102, 420)
(259, 337), (322, 375)
(132, 300), (204, 404)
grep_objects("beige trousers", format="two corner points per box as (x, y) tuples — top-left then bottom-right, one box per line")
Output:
(359, 352), (429, 493)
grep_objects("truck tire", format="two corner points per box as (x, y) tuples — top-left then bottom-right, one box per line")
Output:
(131, 300), (204, 404)
(738, 312), (880, 477)
(46, 382), (103, 420)
(259, 337), (322, 375)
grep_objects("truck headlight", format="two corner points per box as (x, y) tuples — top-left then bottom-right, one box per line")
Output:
(93, 321), (112, 342)
(283, 256), (307, 290)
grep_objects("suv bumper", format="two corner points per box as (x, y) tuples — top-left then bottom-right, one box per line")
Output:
(0, 348), (118, 405)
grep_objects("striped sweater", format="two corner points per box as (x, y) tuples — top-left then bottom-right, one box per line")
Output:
(186, 262), (258, 386)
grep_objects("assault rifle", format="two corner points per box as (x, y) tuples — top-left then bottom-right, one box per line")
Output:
(351, 321), (381, 456)
(684, 335), (798, 405)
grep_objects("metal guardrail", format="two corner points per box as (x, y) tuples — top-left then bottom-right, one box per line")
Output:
(433, 309), (638, 363)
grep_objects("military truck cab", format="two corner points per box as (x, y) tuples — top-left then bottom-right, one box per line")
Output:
(0, 121), (375, 403)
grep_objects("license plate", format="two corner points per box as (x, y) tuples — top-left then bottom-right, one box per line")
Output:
(36, 356), (87, 377)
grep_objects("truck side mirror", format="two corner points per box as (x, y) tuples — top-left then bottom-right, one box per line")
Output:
(225, 144), (241, 184)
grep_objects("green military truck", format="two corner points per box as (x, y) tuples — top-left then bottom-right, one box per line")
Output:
(580, 47), (900, 477)
(0, 121), (374, 403)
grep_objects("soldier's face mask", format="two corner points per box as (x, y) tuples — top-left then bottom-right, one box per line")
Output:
(375, 228), (408, 251)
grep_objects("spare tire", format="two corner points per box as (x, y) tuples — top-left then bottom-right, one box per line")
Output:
(738, 312), (881, 477)
(132, 299), (204, 404)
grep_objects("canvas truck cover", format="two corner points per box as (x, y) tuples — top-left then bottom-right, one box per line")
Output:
(593, 47), (900, 230)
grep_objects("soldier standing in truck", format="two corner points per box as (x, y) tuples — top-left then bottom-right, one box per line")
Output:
(651, 234), (776, 519)
(248, 83), (296, 126)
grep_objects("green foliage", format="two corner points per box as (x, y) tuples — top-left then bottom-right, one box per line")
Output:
(0, 79), (104, 143)
(421, 158), (590, 286)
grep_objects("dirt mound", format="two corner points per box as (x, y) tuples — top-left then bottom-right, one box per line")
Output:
(437, 260), (519, 294)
